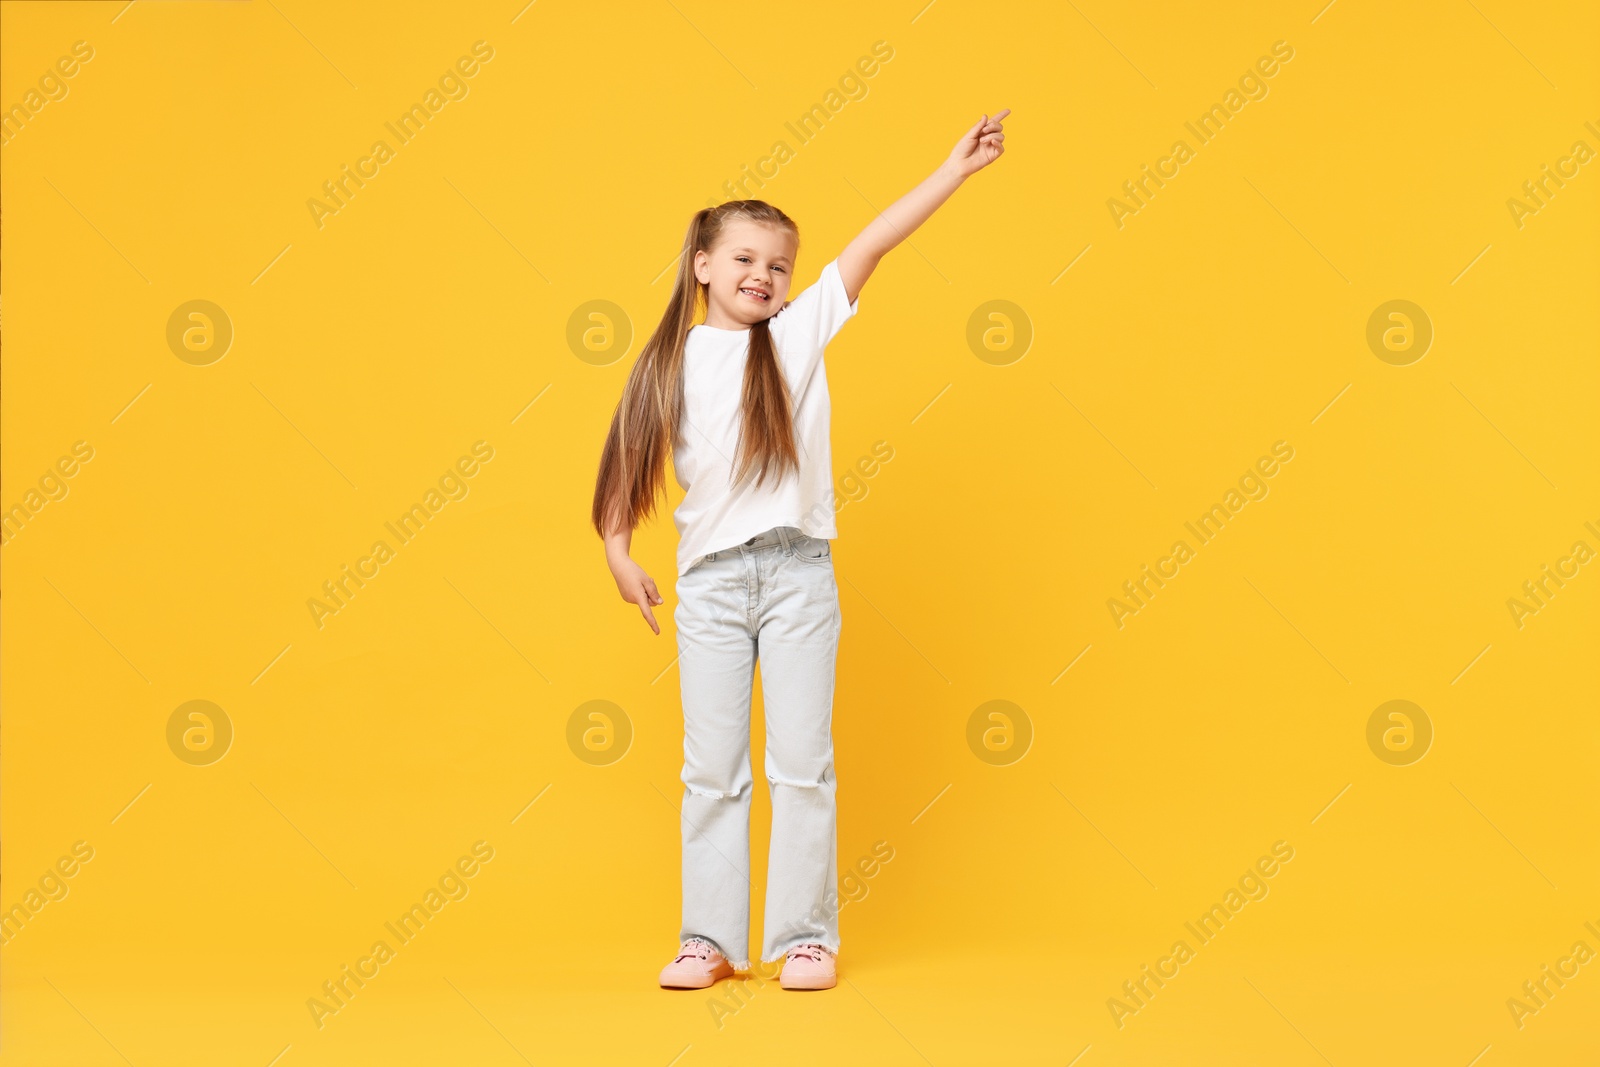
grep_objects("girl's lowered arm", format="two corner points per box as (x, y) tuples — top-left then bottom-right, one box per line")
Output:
(836, 108), (1010, 305)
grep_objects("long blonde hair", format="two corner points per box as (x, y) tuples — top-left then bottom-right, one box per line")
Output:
(591, 200), (801, 538)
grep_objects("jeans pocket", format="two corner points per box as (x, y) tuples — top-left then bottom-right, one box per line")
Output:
(793, 536), (831, 564)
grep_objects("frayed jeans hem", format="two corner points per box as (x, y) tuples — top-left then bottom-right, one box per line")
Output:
(761, 939), (840, 965)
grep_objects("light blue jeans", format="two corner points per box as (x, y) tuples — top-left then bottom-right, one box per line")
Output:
(674, 524), (841, 970)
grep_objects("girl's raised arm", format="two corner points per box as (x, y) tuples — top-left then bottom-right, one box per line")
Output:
(836, 108), (1010, 304)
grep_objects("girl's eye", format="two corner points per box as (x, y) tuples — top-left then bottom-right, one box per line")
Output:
(737, 256), (784, 272)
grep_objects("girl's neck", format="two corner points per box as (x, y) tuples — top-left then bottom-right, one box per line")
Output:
(700, 307), (754, 332)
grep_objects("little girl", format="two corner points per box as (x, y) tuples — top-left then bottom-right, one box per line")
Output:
(592, 109), (1010, 991)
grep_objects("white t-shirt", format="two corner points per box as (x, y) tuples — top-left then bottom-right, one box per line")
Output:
(671, 257), (860, 577)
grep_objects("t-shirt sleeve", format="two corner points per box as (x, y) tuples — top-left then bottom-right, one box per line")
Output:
(770, 257), (859, 395)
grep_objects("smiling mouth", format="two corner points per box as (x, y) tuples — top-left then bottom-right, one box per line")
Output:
(739, 287), (770, 302)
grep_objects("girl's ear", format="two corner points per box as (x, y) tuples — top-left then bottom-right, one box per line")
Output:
(691, 249), (709, 285)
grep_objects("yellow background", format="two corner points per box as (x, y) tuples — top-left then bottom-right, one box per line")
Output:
(3, 0), (1597, 1064)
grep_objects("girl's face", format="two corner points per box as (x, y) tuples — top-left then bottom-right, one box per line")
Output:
(693, 221), (798, 329)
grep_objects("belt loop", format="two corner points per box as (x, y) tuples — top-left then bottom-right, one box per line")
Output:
(776, 525), (792, 554)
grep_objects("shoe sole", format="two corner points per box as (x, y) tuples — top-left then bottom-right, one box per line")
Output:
(780, 975), (837, 990)
(660, 964), (734, 989)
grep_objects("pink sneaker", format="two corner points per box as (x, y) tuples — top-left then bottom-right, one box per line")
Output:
(659, 937), (735, 989)
(779, 942), (837, 990)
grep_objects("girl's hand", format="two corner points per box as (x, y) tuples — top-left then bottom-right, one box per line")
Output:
(610, 554), (665, 634)
(946, 108), (1010, 178)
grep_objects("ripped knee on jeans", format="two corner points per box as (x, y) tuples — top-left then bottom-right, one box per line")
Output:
(766, 772), (830, 790)
(685, 779), (749, 801)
